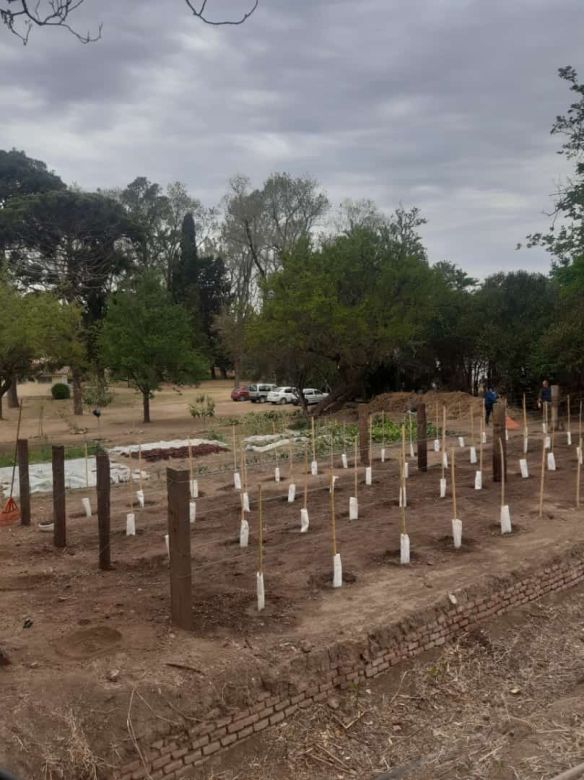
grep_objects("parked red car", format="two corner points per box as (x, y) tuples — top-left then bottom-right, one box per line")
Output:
(230, 386), (250, 402)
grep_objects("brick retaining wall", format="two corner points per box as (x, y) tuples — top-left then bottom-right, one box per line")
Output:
(117, 546), (584, 780)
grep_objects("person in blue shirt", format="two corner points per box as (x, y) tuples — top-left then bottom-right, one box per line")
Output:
(484, 386), (497, 425)
(538, 379), (552, 409)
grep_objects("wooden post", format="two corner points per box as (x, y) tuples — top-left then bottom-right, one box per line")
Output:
(551, 384), (560, 432)
(358, 405), (370, 466)
(52, 445), (66, 548)
(167, 468), (193, 631)
(96, 451), (112, 570)
(492, 403), (507, 483)
(17, 439), (31, 526)
(417, 403), (427, 472)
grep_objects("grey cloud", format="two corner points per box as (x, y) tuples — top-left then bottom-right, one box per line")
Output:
(0, 0), (582, 275)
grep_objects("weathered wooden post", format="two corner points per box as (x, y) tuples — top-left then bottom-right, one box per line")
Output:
(551, 384), (560, 432)
(492, 403), (507, 483)
(96, 451), (112, 570)
(167, 468), (193, 631)
(17, 439), (30, 526)
(417, 403), (427, 472)
(52, 445), (66, 548)
(358, 405), (370, 466)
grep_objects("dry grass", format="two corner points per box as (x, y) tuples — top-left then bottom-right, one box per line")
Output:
(201, 589), (584, 780)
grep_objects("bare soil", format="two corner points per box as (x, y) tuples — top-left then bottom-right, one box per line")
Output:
(0, 415), (582, 778)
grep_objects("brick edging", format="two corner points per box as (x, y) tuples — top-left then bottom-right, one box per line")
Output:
(117, 545), (584, 780)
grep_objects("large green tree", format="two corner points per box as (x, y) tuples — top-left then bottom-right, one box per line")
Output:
(247, 219), (436, 410)
(0, 279), (82, 418)
(99, 272), (207, 422)
(0, 189), (139, 413)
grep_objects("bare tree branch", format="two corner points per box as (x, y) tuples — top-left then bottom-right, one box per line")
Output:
(183, 0), (259, 26)
(1, 0), (258, 44)
(1, 0), (101, 44)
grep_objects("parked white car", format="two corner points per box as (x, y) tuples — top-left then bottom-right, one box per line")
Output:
(267, 386), (297, 404)
(294, 388), (329, 405)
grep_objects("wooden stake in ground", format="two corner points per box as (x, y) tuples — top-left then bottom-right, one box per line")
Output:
(368, 414), (373, 464)
(408, 411), (415, 458)
(492, 402), (507, 483)
(451, 448), (462, 548)
(469, 405), (477, 464)
(311, 416), (317, 474)
(349, 436), (359, 520)
(166, 468), (193, 630)
(567, 394), (572, 445)
(475, 413), (484, 490)
(330, 470), (342, 587)
(399, 444), (410, 564)
(126, 465), (136, 536)
(577, 443), (581, 509)
(84, 441), (89, 488)
(522, 393), (528, 454)
(52, 445), (66, 548)
(499, 438), (512, 533)
(137, 441), (145, 508)
(417, 403), (427, 472)
(300, 442), (309, 532)
(400, 424), (408, 487)
(96, 451), (112, 570)
(17, 439), (30, 527)
(381, 410), (386, 462)
(434, 401), (440, 451)
(539, 435), (546, 519)
(441, 406), (447, 469)
(257, 484), (265, 611)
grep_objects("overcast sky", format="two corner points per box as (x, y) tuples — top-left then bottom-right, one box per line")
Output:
(0, 0), (582, 275)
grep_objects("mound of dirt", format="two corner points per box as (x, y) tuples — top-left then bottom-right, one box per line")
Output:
(368, 390), (481, 418)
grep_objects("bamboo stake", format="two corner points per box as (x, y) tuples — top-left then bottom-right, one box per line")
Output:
(381, 410), (385, 450)
(258, 485), (263, 574)
(354, 436), (358, 497)
(368, 415), (373, 464)
(568, 394), (571, 435)
(538, 436), (546, 519)
(232, 425), (237, 471)
(451, 448), (457, 519)
(330, 470), (337, 557)
(470, 406), (474, 446)
(84, 441), (89, 488)
(401, 424), (406, 467)
(479, 414), (484, 473)
(441, 406), (447, 478)
(138, 442), (143, 492)
(408, 411), (414, 457)
(188, 438), (194, 485)
(289, 438), (294, 481)
(400, 449), (406, 535)
(500, 438), (506, 507)
(311, 417), (316, 463)
(577, 447), (581, 509)
(128, 465), (134, 510)
(303, 443), (309, 509)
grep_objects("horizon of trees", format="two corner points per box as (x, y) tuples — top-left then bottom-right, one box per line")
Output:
(0, 66), (583, 420)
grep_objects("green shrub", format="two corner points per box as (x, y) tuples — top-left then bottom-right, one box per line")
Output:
(189, 394), (216, 419)
(51, 382), (71, 400)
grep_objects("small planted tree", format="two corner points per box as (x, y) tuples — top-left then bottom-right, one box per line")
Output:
(99, 272), (207, 422)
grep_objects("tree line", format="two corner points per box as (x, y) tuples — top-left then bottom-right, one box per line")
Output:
(0, 67), (582, 421)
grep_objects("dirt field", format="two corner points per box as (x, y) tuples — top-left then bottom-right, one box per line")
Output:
(1, 418), (583, 778)
(0, 380), (279, 450)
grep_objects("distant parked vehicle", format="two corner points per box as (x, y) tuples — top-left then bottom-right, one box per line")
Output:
(230, 386), (250, 402)
(249, 383), (277, 403)
(267, 386), (297, 405)
(293, 388), (329, 406)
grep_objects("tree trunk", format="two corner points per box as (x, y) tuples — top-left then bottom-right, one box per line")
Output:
(72, 370), (83, 416)
(7, 377), (18, 409)
(210, 366), (217, 379)
(143, 391), (151, 423)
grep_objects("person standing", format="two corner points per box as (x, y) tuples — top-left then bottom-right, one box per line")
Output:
(484, 385), (497, 425)
(538, 379), (552, 409)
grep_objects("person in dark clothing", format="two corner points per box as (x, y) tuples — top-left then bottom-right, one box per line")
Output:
(538, 379), (552, 409)
(484, 386), (497, 425)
